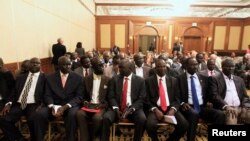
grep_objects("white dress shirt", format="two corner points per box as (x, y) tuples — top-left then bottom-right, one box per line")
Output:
(18, 72), (40, 104)
(124, 73), (132, 106)
(91, 73), (101, 104)
(135, 64), (144, 78)
(223, 74), (240, 107)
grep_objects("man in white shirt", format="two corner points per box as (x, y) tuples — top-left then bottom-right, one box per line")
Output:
(76, 57), (110, 141)
(209, 59), (250, 124)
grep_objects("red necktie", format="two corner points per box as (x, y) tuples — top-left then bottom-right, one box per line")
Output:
(121, 77), (128, 112)
(159, 78), (167, 112)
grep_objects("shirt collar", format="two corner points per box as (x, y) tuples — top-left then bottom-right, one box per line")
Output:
(135, 64), (144, 68)
(186, 72), (198, 79)
(124, 73), (132, 80)
(60, 71), (69, 77)
(28, 71), (40, 77)
(156, 74), (166, 81)
(93, 73), (101, 80)
(223, 73), (233, 80)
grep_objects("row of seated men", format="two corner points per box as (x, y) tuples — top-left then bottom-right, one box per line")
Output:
(0, 52), (250, 141)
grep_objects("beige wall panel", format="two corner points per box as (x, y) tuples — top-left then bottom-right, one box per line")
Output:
(168, 25), (173, 49)
(242, 26), (250, 50)
(228, 26), (241, 50)
(100, 24), (111, 48)
(0, 0), (17, 62)
(214, 26), (226, 50)
(115, 24), (126, 48)
(0, 0), (95, 63)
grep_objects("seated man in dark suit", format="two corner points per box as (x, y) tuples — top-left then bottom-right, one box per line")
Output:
(101, 59), (147, 141)
(199, 59), (220, 77)
(0, 57), (46, 141)
(145, 58), (188, 141)
(74, 55), (92, 78)
(34, 56), (84, 141)
(132, 53), (150, 79)
(209, 59), (250, 124)
(0, 58), (15, 111)
(76, 57), (111, 141)
(177, 57), (225, 141)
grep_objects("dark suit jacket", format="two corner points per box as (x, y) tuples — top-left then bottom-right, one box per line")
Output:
(177, 73), (210, 105)
(149, 68), (178, 78)
(11, 72), (46, 104)
(83, 74), (111, 107)
(209, 73), (249, 109)
(199, 69), (220, 77)
(44, 71), (84, 107)
(108, 74), (146, 110)
(145, 75), (181, 111)
(74, 67), (93, 78)
(132, 65), (151, 78)
(52, 43), (66, 65)
(0, 71), (15, 102)
(198, 62), (207, 71)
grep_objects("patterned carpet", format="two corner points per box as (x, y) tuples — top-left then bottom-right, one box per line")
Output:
(0, 122), (208, 141)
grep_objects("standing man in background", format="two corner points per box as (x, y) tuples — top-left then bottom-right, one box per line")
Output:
(52, 38), (66, 71)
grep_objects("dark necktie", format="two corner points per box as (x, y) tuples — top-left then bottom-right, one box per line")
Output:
(85, 69), (88, 77)
(159, 78), (167, 112)
(20, 74), (34, 109)
(190, 76), (200, 113)
(121, 77), (128, 112)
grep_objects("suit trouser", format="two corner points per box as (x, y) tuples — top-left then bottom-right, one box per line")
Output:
(181, 106), (225, 141)
(76, 109), (104, 141)
(146, 111), (188, 141)
(101, 109), (146, 141)
(0, 103), (38, 141)
(34, 106), (79, 141)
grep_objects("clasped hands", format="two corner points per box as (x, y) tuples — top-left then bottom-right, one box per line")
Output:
(153, 108), (175, 121)
(83, 101), (106, 109)
(224, 106), (238, 119)
(0, 104), (11, 116)
(114, 107), (135, 120)
(52, 105), (69, 118)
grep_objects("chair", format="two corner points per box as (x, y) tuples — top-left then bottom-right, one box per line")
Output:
(112, 119), (149, 141)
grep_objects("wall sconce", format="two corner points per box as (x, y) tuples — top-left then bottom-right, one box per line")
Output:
(208, 37), (212, 42)
(175, 36), (179, 41)
(129, 36), (133, 40)
(163, 36), (167, 41)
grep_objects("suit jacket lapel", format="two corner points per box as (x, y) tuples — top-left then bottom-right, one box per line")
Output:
(55, 72), (63, 89)
(85, 75), (93, 98)
(98, 76), (105, 101)
(153, 75), (158, 98)
(131, 74), (136, 101)
(166, 76), (172, 102)
(118, 75), (123, 103)
(183, 74), (188, 97)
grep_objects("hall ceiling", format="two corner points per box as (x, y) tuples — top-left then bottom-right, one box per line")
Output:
(94, 0), (250, 18)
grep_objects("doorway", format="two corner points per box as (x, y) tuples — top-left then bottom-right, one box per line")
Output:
(139, 35), (157, 54)
(183, 36), (202, 52)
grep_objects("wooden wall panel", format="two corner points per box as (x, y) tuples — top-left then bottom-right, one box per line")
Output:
(214, 26), (226, 50)
(100, 24), (111, 49)
(228, 26), (241, 50)
(115, 24), (126, 48)
(96, 16), (247, 54)
(242, 25), (250, 50)
(4, 57), (53, 76)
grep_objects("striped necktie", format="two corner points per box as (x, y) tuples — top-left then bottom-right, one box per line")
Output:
(20, 74), (34, 109)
